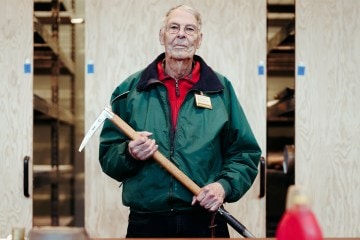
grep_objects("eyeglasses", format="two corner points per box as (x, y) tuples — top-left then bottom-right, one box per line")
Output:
(166, 23), (199, 36)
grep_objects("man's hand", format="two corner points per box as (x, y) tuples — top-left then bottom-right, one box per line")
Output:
(191, 182), (225, 212)
(128, 131), (158, 161)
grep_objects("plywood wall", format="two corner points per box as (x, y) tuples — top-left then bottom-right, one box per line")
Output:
(296, 0), (360, 237)
(85, 0), (266, 237)
(0, 0), (33, 237)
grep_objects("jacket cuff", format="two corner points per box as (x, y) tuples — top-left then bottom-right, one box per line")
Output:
(217, 179), (232, 200)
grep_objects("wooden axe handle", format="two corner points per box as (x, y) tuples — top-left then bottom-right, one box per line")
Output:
(110, 113), (202, 195)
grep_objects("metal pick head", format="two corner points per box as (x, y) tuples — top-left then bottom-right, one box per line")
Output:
(78, 106), (114, 152)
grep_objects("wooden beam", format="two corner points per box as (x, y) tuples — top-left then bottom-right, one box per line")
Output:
(267, 20), (295, 54)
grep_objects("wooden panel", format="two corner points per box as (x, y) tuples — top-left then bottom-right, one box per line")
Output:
(209, 1), (267, 238)
(0, 0), (33, 237)
(85, 0), (266, 238)
(296, 0), (360, 237)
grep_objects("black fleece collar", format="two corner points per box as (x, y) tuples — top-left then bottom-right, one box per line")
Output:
(137, 53), (224, 93)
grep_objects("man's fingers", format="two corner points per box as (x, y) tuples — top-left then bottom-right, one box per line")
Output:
(132, 139), (158, 160)
(141, 139), (158, 159)
(138, 131), (153, 137)
(191, 192), (206, 206)
(128, 131), (158, 160)
(191, 186), (224, 212)
(191, 196), (197, 206)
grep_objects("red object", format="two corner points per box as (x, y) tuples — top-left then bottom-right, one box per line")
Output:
(157, 60), (200, 128)
(276, 204), (323, 240)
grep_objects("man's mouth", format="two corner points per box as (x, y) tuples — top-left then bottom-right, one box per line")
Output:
(174, 44), (187, 49)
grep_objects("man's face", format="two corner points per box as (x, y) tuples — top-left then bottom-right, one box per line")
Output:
(160, 9), (202, 60)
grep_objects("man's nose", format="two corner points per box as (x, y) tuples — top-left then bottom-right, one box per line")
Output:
(177, 26), (187, 36)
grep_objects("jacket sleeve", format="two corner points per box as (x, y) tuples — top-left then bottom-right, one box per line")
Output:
(98, 82), (144, 182)
(216, 80), (262, 203)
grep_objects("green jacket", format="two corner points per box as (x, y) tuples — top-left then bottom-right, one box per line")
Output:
(99, 53), (261, 213)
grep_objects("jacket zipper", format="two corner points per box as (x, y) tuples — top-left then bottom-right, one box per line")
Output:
(175, 78), (180, 97)
(163, 81), (176, 210)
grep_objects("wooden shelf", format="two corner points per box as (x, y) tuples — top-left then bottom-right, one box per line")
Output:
(267, 97), (294, 118)
(33, 164), (74, 188)
(33, 16), (75, 74)
(33, 216), (74, 227)
(33, 0), (76, 227)
(34, 0), (74, 24)
(34, 94), (75, 125)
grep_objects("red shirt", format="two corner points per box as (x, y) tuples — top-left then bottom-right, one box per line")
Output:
(157, 60), (200, 128)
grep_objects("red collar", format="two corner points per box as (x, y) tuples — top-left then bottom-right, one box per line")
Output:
(157, 60), (200, 83)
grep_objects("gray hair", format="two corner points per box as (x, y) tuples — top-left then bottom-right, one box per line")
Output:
(161, 5), (202, 30)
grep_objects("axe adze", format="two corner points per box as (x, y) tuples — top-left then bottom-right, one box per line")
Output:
(79, 106), (256, 238)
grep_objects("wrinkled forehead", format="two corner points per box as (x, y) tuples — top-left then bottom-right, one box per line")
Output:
(167, 9), (198, 26)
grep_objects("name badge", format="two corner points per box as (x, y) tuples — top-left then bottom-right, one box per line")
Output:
(195, 93), (212, 109)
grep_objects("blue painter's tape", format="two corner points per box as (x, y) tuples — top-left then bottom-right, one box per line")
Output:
(24, 63), (31, 74)
(87, 63), (94, 74)
(298, 65), (305, 76)
(258, 65), (264, 76)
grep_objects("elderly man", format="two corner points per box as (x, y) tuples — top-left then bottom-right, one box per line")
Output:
(99, 4), (261, 238)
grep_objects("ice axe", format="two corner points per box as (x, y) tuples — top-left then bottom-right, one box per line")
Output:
(79, 106), (256, 238)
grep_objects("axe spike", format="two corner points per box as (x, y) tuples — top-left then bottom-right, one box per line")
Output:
(78, 106), (114, 152)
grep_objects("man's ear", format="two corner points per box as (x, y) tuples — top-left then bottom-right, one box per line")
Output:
(159, 29), (165, 45)
(196, 33), (203, 49)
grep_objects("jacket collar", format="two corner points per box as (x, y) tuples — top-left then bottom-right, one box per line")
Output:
(137, 53), (224, 93)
